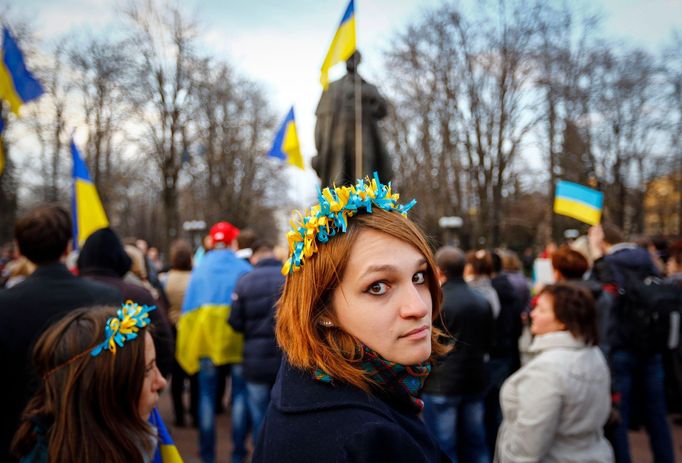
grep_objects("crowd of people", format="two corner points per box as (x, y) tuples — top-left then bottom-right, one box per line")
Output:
(0, 176), (681, 462)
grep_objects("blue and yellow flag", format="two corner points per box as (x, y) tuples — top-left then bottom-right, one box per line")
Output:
(148, 408), (183, 463)
(0, 27), (44, 115)
(176, 250), (251, 374)
(71, 140), (109, 249)
(320, 0), (356, 89)
(268, 107), (304, 170)
(554, 180), (604, 226)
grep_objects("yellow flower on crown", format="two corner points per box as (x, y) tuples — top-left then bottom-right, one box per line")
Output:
(282, 173), (416, 275)
(90, 300), (156, 356)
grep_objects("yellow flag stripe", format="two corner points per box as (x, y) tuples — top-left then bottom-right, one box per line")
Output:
(554, 197), (602, 225)
(176, 304), (244, 375)
(320, 16), (356, 89)
(0, 60), (23, 115)
(283, 121), (304, 169)
(75, 179), (109, 246)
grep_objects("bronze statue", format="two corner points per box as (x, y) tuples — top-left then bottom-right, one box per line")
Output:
(313, 52), (394, 186)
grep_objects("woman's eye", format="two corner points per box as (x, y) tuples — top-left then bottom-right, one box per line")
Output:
(413, 271), (426, 284)
(367, 281), (388, 295)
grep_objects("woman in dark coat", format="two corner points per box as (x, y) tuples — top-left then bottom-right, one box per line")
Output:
(253, 175), (451, 463)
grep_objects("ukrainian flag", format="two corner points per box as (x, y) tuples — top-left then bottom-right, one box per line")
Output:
(71, 140), (109, 249)
(554, 180), (604, 226)
(176, 249), (251, 374)
(268, 107), (304, 170)
(0, 27), (44, 115)
(148, 408), (183, 463)
(320, 0), (356, 89)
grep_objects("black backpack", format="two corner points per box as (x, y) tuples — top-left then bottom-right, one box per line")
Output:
(617, 269), (682, 354)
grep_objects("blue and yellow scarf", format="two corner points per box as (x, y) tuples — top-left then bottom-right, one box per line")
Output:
(315, 345), (431, 412)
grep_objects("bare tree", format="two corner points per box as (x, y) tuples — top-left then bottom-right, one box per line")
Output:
(384, 1), (540, 247)
(123, 0), (197, 251)
(69, 36), (132, 208)
(187, 58), (284, 241)
(591, 47), (663, 232)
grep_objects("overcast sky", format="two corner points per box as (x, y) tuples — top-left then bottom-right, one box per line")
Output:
(10, 0), (682, 198)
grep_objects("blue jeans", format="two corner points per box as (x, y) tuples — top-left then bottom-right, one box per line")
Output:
(198, 360), (250, 463)
(198, 358), (218, 463)
(422, 393), (489, 463)
(610, 350), (674, 463)
(246, 382), (273, 443)
(231, 364), (250, 463)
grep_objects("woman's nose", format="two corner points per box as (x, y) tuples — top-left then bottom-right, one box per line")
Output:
(399, 284), (430, 319)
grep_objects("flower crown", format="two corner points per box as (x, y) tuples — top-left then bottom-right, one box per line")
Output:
(90, 300), (156, 356)
(282, 173), (416, 275)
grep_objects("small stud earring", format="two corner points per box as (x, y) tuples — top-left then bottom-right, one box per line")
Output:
(320, 319), (334, 327)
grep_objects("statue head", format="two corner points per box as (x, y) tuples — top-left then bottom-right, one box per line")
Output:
(346, 51), (362, 74)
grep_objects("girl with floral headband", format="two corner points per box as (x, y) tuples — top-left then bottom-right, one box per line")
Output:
(253, 175), (451, 462)
(11, 303), (170, 463)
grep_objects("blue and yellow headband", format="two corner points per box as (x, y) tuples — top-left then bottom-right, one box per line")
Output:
(282, 173), (416, 275)
(90, 300), (156, 356)
(42, 301), (155, 380)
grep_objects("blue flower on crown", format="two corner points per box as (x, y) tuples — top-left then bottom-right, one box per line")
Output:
(282, 172), (416, 275)
(90, 300), (156, 356)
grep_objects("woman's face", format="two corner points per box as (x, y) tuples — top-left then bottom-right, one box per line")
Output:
(138, 332), (167, 420)
(331, 229), (433, 365)
(530, 293), (566, 336)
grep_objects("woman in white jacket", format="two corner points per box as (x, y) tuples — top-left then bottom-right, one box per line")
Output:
(495, 283), (613, 463)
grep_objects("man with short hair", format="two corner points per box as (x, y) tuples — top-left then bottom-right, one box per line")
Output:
(0, 204), (121, 462)
(589, 223), (674, 463)
(422, 246), (493, 463)
(176, 221), (252, 463)
(229, 240), (285, 443)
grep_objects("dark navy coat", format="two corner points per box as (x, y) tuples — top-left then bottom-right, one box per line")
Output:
(253, 360), (450, 463)
(228, 257), (284, 384)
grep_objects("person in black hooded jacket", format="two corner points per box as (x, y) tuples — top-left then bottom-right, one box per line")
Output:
(77, 227), (174, 376)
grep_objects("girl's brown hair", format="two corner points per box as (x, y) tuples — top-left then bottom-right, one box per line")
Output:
(276, 208), (450, 392)
(12, 306), (153, 462)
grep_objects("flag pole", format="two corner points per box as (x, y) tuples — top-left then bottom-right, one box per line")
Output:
(354, 62), (362, 179)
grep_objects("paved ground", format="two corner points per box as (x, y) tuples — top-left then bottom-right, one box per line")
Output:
(157, 390), (682, 463)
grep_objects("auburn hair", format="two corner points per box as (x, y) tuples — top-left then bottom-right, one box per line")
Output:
(12, 307), (153, 462)
(539, 283), (599, 346)
(552, 245), (589, 280)
(276, 208), (450, 392)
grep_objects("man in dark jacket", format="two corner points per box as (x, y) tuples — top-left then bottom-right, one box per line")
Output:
(484, 252), (523, 454)
(422, 246), (493, 463)
(0, 205), (121, 462)
(589, 223), (674, 463)
(228, 241), (285, 442)
(77, 227), (174, 376)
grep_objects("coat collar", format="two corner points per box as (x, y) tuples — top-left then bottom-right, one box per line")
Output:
(529, 331), (585, 353)
(31, 262), (74, 279)
(271, 359), (394, 419)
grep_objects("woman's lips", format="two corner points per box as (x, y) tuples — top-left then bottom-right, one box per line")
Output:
(399, 325), (429, 340)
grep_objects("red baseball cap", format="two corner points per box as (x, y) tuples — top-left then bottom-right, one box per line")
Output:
(209, 221), (240, 245)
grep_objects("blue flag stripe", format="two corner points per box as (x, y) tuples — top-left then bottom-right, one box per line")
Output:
(555, 181), (603, 210)
(2, 27), (44, 103)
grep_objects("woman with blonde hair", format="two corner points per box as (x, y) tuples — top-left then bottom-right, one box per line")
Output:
(253, 175), (451, 462)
